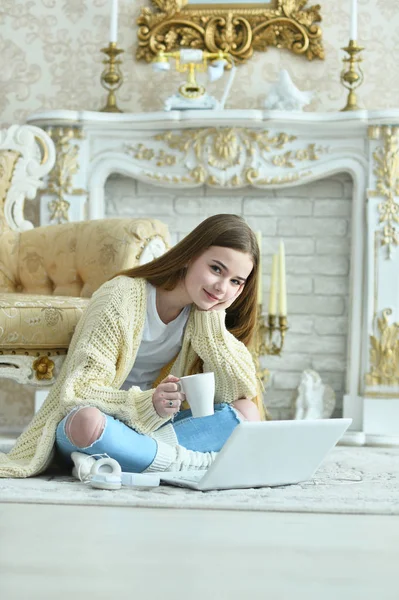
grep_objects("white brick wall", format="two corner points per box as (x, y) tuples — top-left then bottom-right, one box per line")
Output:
(105, 173), (352, 420)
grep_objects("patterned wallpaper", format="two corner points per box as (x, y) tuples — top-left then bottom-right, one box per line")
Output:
(0, 0), (398, 127)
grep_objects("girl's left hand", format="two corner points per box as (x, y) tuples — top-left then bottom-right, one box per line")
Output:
(208, 283), (244, 311)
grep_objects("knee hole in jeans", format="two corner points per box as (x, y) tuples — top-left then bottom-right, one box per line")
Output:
(65, 406), (106, 448)
(232, 398), (261, 422)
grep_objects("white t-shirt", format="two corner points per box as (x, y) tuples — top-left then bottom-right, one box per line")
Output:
(120, 282), (190, 391)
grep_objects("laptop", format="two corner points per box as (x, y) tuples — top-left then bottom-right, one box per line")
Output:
(159, 418), (352, 491)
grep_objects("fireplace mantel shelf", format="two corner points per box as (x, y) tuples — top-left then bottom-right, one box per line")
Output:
(28, 107), (399, 122)
(28, 108), (399, 131)
(27, 108), (399, 444)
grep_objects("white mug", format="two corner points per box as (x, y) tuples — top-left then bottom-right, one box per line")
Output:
(179, 372), (215, 418)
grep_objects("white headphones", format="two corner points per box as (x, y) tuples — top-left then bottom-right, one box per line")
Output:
(90, 457), (122, 490)
(89, 457), (160, 490)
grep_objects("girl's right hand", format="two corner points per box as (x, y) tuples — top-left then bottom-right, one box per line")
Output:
(152, 374), (186, 418)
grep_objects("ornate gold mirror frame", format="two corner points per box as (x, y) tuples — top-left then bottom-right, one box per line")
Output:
(137, 0), (324, 64)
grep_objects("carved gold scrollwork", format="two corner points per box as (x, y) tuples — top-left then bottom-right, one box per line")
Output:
(272, 143), (322, 167)
(369, 126), (399, 258)
(126, 127), (324, 187)
(137, 0), (324, 64)
(365, 308), (399, 387)
(42, 127), (86, 224)
(127, 143), (177, 167)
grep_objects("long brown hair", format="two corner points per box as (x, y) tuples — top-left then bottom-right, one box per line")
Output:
(118, 214), (259, 351)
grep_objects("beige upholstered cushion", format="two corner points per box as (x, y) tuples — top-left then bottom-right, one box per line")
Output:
(0, 229), (19, 291)
(0, 217), (170, 350)
(0, 217), (170, 297)
(0, 294), (89, 349)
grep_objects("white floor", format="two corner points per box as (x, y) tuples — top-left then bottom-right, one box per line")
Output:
(1, 503), (398, 600)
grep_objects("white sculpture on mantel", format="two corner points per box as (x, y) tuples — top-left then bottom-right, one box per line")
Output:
(264, 70), (314, 111)
(294, 370), (336, 420)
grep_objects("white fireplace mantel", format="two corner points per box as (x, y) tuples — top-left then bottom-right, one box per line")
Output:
(26, 108), (399, 445)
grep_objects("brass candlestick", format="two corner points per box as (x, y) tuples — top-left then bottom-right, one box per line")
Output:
(251, 308), (289, 387)
(340, 40), (364, 111)
(100, 42), (124, 113)
(263, 314), (289, 356)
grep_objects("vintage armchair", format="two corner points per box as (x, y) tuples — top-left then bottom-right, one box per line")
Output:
(0, 125), (170, 410)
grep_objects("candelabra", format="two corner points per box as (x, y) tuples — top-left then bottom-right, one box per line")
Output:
(340, 40), (364, 111)
(251, 308), (289, 387)
(100, 42), (124, 113)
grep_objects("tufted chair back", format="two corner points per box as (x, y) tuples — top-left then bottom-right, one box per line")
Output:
(0, 217), (170, 298)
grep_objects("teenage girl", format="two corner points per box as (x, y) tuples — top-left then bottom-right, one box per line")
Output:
(0, 214), (263, 478)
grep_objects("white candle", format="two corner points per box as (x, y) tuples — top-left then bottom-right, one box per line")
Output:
(350, 0), (357, 41)
(109, 0), (118, 43)
(256, 231), (262, 305)
(268, 254), (278, 316)
(279, 241), (287, 317)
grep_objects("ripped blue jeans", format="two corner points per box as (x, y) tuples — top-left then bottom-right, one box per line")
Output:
(55, 403), (241, 473)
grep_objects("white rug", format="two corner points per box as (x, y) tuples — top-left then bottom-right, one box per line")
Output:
(1, 445), (399, 514)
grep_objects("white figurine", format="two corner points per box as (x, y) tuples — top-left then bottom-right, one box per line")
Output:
(264, 69), (314, 111)
(294, 369), (336, 420)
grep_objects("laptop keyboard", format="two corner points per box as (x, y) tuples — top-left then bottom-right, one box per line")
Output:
(163, 470), (207, 483)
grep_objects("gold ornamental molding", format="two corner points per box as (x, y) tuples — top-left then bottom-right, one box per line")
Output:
(365, 308), (399, 388)
(32, 355), (55, 381)
(125, 127), (325, 187)
(41, 126), (86, 224)
(369, 126), (399, 259)
(137, 0), (324, 64)
(0, 348), (67, 356)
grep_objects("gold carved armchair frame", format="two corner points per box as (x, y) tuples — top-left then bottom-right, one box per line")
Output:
(137, 0), (324, 64)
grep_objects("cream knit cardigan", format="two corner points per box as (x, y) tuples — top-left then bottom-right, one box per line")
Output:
(0, 276), (257, 478)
